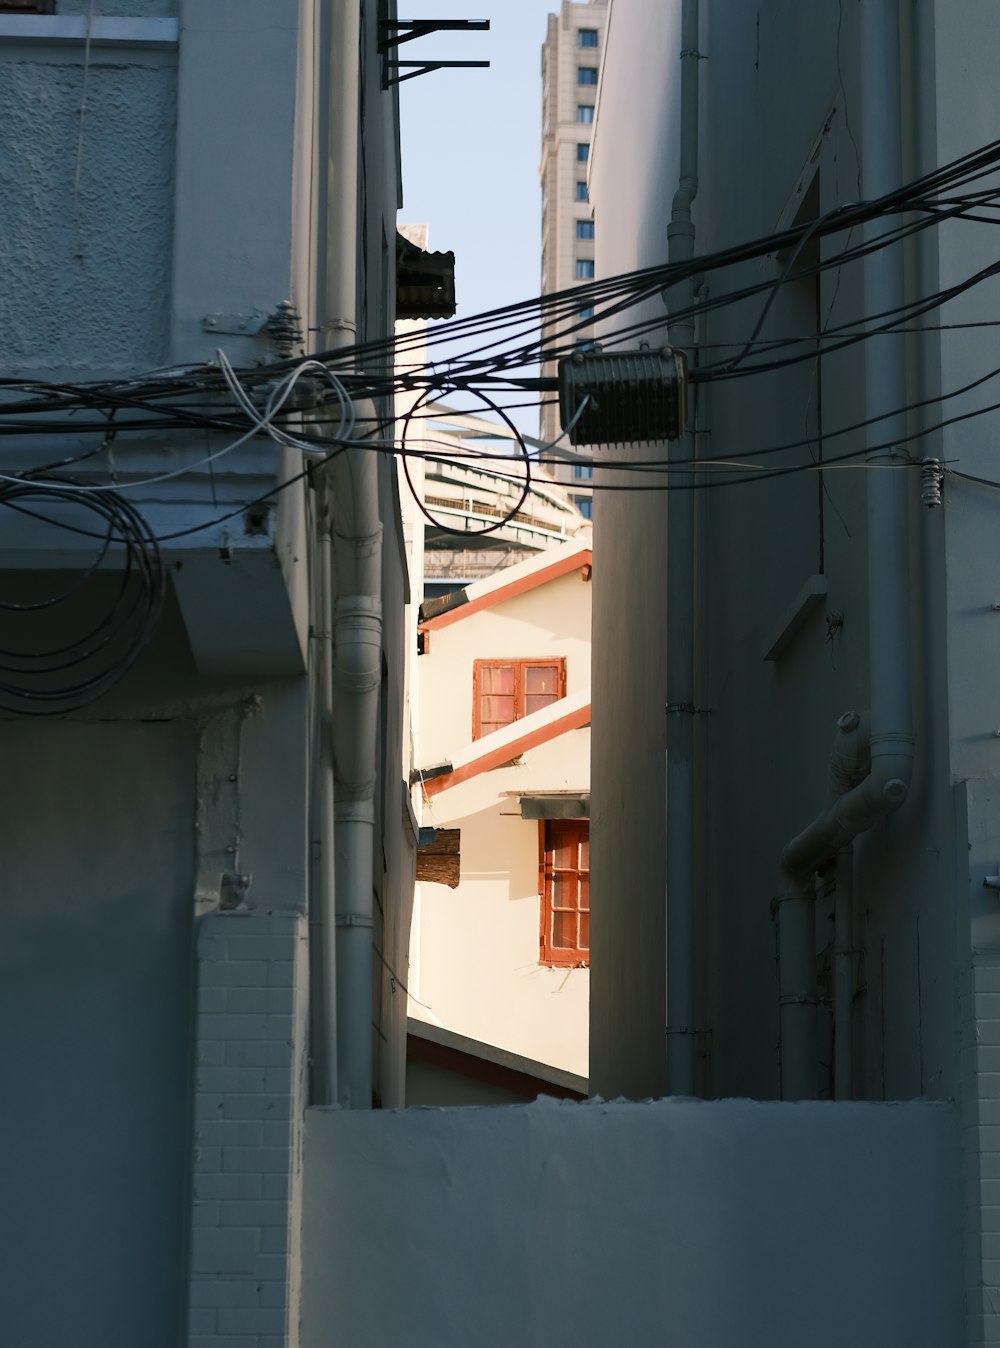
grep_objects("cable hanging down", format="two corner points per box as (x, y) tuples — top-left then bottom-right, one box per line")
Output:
(0, 480), (163, 715)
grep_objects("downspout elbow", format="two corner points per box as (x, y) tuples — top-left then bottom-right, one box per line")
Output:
(781, 731), (913, 880)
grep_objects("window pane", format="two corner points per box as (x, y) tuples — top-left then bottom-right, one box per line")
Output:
(576, 220), (595, 240)
(577, 105), (595, 124)
(525, 665), (559, 695)
(580, 874), (589, 910)
(552, 910), (577, 949)
(575, 464), (593, 480)
(482, 694), (515, 725)
(482, 664), (515, 693)
(578, 498), (593, 520)
(578, 66), (598, 85)
(552, 852), (578, 884)
(579, 28), (598, 47)
(576, 259), (595, 279)
(577, 143), (590, 162)
(579, 911), (590, 950)
(580, 833), (589, 869)
(575, 181), (588, 202)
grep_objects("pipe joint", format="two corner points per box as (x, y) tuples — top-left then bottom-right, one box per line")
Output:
(335, 595), (382, 623)
(334, 800), (375, 824)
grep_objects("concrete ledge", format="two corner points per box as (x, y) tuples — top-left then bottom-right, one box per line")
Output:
(764, 573), (827, 662)
(0, 16), (179, 47)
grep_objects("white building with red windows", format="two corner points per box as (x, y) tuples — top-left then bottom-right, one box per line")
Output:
(408, 539), (592, 1088)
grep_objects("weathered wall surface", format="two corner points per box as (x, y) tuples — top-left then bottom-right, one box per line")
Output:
(0, 720), (196, 1348)
(301, 1098), (962, 1348)
(0, 48), (176, 374)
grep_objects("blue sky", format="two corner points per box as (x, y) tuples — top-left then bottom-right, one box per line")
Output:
(398, 1), (555, 430)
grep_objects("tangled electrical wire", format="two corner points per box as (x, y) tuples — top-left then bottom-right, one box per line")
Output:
(0, 480), (163, 715)
(1, 134), (1000, 675)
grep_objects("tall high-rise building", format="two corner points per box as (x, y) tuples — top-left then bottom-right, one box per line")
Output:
(539, 0), (609, 517)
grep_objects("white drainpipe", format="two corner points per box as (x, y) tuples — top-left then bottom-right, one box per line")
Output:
(665, 0), (701, 1097)
(777, 0), (913, 1099)
(331, 414), (382, 1112)
(310, 0), (382, 1110)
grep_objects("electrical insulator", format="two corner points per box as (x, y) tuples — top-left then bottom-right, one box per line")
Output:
(921, 457), (944, 509)
(267, 300), (304, 360)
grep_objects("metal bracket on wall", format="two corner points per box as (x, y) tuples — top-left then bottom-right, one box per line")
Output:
(202, 310), (268, 337)
(378, 18), (490, 88)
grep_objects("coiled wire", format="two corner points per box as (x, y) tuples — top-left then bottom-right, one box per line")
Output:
(0, 480), (163, 715)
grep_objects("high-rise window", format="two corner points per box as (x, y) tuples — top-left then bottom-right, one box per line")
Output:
(576, 259), (595, 279)
(577, 498), (593, 520)
(577, 105), (595, 124)
(574, 464), (594, 480)
(578, 66), (598, 85)
(575, 181), (589, 202)
(579, 28), (599, 47)
(576, 220), (595, 240)
(578, 304), (595, 319)
(576, 143), (590, 163)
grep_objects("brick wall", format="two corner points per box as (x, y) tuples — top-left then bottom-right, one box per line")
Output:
(189, 911), (309, 1347)
(962, 956), (1000, 1348)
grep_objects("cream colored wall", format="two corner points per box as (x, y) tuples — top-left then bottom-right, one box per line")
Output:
(412, 740), (590, 1078)
(419, 566), (592, 767)
(411, 555), (592, 1078)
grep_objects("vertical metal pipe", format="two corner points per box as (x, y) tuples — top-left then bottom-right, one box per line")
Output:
(861, 0), (913, 796)
(776, 883), (818, 1100)
(665, 0), (700, 1097)
(833, 845), (854, 1099)
(310, 487), (339, 1106)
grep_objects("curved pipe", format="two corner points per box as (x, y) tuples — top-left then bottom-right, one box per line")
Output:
(782, 739), (913, 880)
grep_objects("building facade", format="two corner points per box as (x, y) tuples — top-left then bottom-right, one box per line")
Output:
(539, 0), (608, 511)
(0, 4), (414, 1345)
(409, 540), (592, 1080)
(587, 1), (1000, 1342)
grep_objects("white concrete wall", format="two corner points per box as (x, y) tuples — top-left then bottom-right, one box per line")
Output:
(0, 720), (195, 1348)
(302, 1098), (963, 1348)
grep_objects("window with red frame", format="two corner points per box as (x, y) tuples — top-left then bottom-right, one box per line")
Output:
(0, 3), (56, 11)
(539, 819), (589, 967)
(472, 658), (566, 740)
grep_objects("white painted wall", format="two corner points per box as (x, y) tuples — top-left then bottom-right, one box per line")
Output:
(302, 1098), (963, 1348)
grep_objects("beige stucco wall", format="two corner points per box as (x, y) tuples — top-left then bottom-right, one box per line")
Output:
(419, 565), (592, 766)
(412, 728), (591, 1078)
(411, 552), (592, 1077)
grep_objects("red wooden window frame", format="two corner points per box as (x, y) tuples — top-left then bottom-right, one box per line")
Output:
(472, 657), (566, 740)
(538, 819), (590, 968)
(0, 3), (56, 12)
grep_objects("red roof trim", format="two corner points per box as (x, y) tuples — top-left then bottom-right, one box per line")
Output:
(420, 548), (592, 632)
(424, 700), (591, 798)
